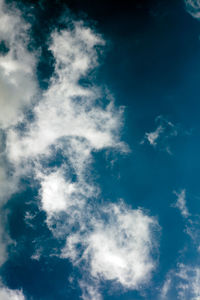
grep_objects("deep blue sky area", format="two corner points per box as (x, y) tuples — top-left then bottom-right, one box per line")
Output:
(1, 0), (200, 299)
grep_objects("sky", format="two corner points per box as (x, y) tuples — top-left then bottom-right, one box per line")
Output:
(0, 0), (200, 299)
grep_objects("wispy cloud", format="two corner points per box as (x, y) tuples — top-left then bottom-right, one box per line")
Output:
(161, 264), (200, 300)
(172, 189), (190, 218)
(141, 116), (179, 154)
(61, 201), (160, 293)
(185, 0), (200, 19)
(0, 0), (37, 130)
(0, 0), (38, 267)
(79, 281), (102, 300)
(144, 125), (164, 147)
(160, 276), (172, 299)
(162, 188), (200, 300)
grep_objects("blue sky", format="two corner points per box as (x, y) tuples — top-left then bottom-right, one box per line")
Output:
(0, 0), (200, 299)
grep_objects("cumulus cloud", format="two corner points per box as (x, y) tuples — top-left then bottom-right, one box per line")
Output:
(185, 0), (200, 19)
(172, 189), (190, 218)
(61, 201), (160, 292)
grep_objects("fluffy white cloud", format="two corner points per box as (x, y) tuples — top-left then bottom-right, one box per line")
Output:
(0, 283), (25, 300)
(172, 189), (190, 218)
(185, 0), (200, 19)
(39, 170), (77, 214)
(61, 201), (159, 291)
(7, 22), (125, 166)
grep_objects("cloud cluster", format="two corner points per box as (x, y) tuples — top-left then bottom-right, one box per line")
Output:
(0, 0), (38, 268)
(0, 0), (160, 298)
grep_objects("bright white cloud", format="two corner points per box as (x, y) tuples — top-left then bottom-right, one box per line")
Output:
(185, 0), (200, 19)
(7, 22), (125, 165)
(39, 170), (77, 215)
(0, 283), (25, 300)
(172, 189), (190, 218)
(62, 201), (159, 291)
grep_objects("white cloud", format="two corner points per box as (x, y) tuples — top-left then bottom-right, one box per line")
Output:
(7, 22), (125, 165)
(0, 0), (37, 129)
(160, 264), (200, 300)
(141, 115), (179, 154)
(176, 264), (200, 300)
(185, 0), (200, 19)
(0, 283), (25, 300)
(62, 201), (160, 291)
(160, 276), (171, 299)
(172, 189), (190, 218)
(0, 0), (38, 267)
(79, 281), (102, 300)
(144, 125), (163, 146)
(39, 170), (77, 215)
